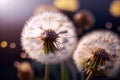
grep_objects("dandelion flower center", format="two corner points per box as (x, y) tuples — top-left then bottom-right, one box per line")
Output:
(83, 48), (110, 77)
(41, 29), (59, 54)
(73, 30), (120, 78)
(21, 11), (77, 63)
(41, 29), (58, 41)
(93, 48), (110, 62)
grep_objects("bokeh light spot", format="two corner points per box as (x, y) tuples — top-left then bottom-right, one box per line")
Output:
(20, 52), (28, 59)
(13, 61), (20, 68)
(105, 22), (112, 29)
(117, 25), (120, 32)
(109, 0), (120, 17)
(0, 41), (8, 48)
(9, 42), (16, 49)
(54, 0), (79, 11)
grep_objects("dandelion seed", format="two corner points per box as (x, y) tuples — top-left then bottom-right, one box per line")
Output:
(21, 10), (77, 64)
(73, 30), (120, 79)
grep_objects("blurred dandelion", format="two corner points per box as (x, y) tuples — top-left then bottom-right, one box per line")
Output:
(74, 10), (95, 34)
(33, 5), (58, 15)
(73, 30), (120, 80)
(14, 61), (34, 80)
(109, 0), (120, 17)
(21, 10), (77, 80)
(53, 0), (79, 12)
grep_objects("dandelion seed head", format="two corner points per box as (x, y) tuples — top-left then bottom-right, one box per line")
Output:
(21, 10), (77, 64)
(73, 30), (120, 77)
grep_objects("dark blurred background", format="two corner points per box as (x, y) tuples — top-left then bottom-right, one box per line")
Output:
(0, 0), (120, 80)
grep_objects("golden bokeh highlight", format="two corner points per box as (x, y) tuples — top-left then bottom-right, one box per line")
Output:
(109, 0), (120, 17)
(20, 52), (28, 59)
(0, 41), (8, 48)
(54, 0), (79, 12)
(9, 42), (16, 49)
(105, 22), (112, 29)
(18, 62), (32, 71)
(33, 5), (58, 15)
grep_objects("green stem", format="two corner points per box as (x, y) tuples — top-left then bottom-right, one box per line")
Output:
(44, 63), (50, 80)
(86, 71), (93, 80)
(61, 62), (65, 80)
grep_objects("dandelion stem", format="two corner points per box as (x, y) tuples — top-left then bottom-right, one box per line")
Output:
(86, 71), (93, 80)
(61, 62), (66, 80)
(44, 63), (50, 80)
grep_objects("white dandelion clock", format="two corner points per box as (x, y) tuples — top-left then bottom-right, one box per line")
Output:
(73, 30), (120, 80)
(21, 10), (77, 64)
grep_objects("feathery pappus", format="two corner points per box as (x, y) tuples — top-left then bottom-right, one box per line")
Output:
(21, 10), (77, 64)
(73, 30), (120, 79)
